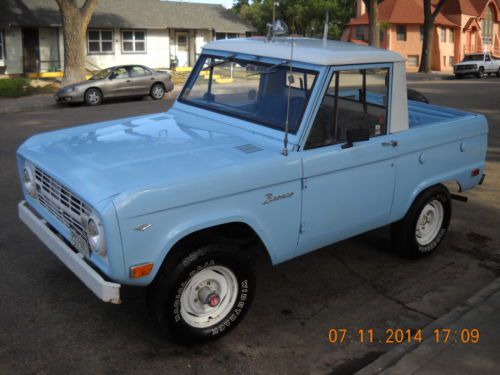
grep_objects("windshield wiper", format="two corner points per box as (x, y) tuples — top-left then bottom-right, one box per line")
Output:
(202, 54), (236, 71)
(246, 61), (288, 77)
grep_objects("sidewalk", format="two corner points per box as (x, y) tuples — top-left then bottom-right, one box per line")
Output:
(357, 278), (500, 375)
(0, 94), (57, 114)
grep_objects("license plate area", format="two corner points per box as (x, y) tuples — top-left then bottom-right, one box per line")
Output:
(70, 230), (90, 257)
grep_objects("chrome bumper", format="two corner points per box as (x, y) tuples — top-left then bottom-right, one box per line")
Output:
(18, 201), (121, 304)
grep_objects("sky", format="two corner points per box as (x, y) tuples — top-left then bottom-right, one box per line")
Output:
(164, 0), (234, 8)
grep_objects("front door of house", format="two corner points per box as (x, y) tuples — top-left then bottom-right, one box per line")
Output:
(22, 28), (39, 73)
(175, 32), (189, 67)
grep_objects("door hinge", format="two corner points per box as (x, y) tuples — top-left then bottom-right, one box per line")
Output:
(299, 222), (306, 233)
(301, 178), (308, 190)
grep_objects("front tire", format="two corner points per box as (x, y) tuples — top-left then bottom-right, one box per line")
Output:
(391, 184), (451, 259)
(150, 83), (165, 100)
(148, 241), (255, 345)
(476, 67), (484, 79)
(84, 88), (103, 106)
(497, 68), (500, 78)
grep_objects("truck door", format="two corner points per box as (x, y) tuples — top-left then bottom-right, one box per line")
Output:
(297, 66), (397, 256)
(484, 54), (494, 72)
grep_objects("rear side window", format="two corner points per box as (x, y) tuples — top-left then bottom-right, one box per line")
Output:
(305, 68), (389, 149)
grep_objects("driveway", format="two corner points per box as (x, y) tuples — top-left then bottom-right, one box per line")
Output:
(0, 80), (498, 374)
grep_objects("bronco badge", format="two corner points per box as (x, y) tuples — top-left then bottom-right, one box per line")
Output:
(262, 192), (294, 205)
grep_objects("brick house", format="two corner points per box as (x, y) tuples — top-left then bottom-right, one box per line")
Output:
(342, 0), (500, 71)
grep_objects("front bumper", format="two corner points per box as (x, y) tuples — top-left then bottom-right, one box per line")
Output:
(18, 201), (121, 304)
(454, 68), (478, 75)
(54, 91), (84, 103)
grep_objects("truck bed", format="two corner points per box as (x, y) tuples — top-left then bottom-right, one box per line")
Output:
(408, 100), (473, 128)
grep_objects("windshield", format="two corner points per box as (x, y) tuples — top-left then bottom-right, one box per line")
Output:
(463, 54), (484, 61)
(90, 68), (112, 80)
(179, 55), (318, 134)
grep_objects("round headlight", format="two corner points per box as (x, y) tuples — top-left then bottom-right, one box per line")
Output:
(87, 217), (106, 256)
(23, 161), (37, 198)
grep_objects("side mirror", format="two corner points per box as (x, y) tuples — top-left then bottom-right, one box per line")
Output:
(342, 128), (370, 149)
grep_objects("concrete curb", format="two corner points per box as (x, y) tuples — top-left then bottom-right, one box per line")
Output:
(355, 277), (500, 375)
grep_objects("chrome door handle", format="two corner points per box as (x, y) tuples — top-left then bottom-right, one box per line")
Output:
(382, 140), (398, 147)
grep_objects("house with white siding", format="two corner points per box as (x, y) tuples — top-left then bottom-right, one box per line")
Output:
(0, 0), (256, 76)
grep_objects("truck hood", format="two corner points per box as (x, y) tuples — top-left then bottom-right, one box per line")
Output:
(18, 111), (273, 205)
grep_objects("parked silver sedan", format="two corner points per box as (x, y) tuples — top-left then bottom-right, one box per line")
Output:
(55, 65), (174, 106)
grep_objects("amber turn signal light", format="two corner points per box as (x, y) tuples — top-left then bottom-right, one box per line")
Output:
(130, 263), (154, 278)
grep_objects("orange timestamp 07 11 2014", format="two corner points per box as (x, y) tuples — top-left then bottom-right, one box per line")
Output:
(327, 328), (480, 345)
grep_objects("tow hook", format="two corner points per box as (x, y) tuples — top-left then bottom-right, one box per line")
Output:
(198, 286), (220, 307)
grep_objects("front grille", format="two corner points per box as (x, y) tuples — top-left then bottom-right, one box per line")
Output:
(34, 167), (91, 240)
(456, 65), (474, 70)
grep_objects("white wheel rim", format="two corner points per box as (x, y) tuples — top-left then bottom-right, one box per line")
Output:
(415, 200), (444, 246)
(88, 91), (100, 104)
(180, 265), (238, 328)
(153, 86), (163, 98)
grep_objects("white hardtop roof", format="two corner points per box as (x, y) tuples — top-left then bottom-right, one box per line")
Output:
(204, 37), (405, 66)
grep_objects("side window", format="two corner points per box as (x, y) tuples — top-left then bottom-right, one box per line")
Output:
(485, 55), (491, 61)
(305, 68), (389, 149)
(113, 67), (129, 79)
(129, 66), (150, 77)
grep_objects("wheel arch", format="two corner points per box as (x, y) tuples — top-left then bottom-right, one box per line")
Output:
(151, 219), (274, 283)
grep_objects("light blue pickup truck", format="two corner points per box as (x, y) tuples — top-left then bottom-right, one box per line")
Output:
(18, 37), (487, 344)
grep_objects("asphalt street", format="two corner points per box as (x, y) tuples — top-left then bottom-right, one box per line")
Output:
(0, 80), (499, 374)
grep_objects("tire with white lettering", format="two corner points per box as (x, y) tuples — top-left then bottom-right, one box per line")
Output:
(391, 184), (451, 259)
(147, 241), (255, 345)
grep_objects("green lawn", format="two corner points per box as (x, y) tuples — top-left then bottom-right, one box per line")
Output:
(0, 78), (59, 98)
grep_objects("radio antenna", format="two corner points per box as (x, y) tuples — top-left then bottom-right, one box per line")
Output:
(282, 19), (295, 157)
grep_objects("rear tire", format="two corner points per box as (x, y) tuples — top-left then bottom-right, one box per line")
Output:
(455, 74), (462, 79)
(147, 240), (255, 345)
(150, 83), (165, 100)
(84, 88), (103, 106)
(476, 67), (484, 79)
(391, 184), (451, 259)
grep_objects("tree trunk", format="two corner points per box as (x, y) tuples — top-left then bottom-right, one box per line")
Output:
(56, 0), (99, 85)
(420, 21), (434, 72)
(368, 0), (379, 48)
(60, 9), (86, 84)
(419, 0), (447, 73)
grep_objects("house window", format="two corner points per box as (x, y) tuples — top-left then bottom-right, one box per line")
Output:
(122, 30), (146, 53)
(379, 30), (384, 42)
(0, 30), (4, 60)
(407, 55), (419, 67)
(396, 25), (406, 41)
(440, 27), (446, 43)
(420, 26), (424, 41)
(449, 56), (454, 66)
(88, 30), (113, 54)
(356, 26), (365, 40)
(449, 28), (455, 43)
(215, 32), (239, 40)
(482, 7), (494, 43)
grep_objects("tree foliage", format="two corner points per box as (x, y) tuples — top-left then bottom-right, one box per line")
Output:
(233, 0), (357, 39)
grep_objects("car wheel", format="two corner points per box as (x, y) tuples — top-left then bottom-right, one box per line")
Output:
(497, 68), (500, 78)
(455, 74), (462, 79)
(150, 83), (165, 100)
(391, 184), (451, 259)
(476, 67), (484, 79)
(84, 88), (103, 106)
(147, 240), (255, 345)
